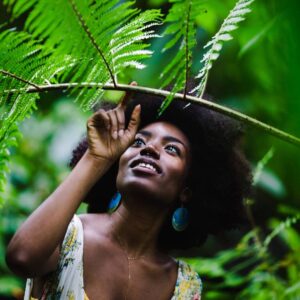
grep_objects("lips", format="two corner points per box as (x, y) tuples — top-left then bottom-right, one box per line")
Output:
(130, 158), (162, 174)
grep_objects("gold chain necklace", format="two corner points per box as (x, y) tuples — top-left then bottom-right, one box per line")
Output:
(115, 234), (147, 300)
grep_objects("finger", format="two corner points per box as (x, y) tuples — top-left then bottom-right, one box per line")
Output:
(87, 109), (110, 131)
(115, 106), (125, 137)
(126, 104), (141, 136)
(96, 109), (110, 130)
(108, 110), (118, 140)
(120, 81), (137, 108)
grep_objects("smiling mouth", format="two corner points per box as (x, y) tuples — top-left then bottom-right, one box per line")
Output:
(130, 159), (162, 174)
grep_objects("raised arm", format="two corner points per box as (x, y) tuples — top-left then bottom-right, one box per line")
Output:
(6, 89), (140, 278)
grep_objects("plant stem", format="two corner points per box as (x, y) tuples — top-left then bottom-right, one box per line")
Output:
(68, 0), (117, 87)
(183, 1), (192, 100)
(0, 70), (41, 90)
(4, 82), (300, 147)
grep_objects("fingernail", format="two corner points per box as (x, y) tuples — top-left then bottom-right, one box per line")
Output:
(113, 131), (118, 140)
(119, 129), (124, 137)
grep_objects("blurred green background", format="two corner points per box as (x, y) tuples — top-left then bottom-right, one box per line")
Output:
(1, 0), (300, 299)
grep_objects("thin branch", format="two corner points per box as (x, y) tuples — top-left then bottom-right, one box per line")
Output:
(3, 82), (300, 148)
(68, 0), (117, 87)
(0, 69), (41, 90)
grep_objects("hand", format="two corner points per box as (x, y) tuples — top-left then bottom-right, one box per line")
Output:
(86, 82), (141, 164)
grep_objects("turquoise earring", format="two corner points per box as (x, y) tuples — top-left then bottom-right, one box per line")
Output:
(108, 192), (121, 213)
(172, 206), (189, 231)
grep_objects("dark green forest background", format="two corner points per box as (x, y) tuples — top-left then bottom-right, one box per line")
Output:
(1, 0), (300, 299)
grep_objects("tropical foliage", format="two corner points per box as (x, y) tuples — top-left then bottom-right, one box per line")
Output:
(185, 152), (300, 299)
(1, 0), (300, 298)
(1, 0), (300, 202)
(192, 0), (254, 97)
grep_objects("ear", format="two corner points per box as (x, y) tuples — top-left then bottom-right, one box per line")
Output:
(179, 187), (192, 204)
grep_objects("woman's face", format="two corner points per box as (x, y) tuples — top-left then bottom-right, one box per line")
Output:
(116, 121), (191, 205)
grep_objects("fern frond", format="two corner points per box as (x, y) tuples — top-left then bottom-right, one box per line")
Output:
(0, 29), (69, 108)
(253, 148), (274, 186)
(0, 29), (70, 198)
(192, 0), (254, 97)
(111, 10), (161, 73)
(0, 124), (22, 206)
(159, 0), (206, 114)
(5, 0), (161, 110)
(1, 30), (44, 109)
(68, 0), (117, 87)
(263, 215), (300, 250)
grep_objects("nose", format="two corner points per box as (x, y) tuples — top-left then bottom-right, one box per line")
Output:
(140, 144), (160, 159)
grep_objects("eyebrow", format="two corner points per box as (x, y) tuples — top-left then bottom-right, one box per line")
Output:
(138, 130), (187, 148)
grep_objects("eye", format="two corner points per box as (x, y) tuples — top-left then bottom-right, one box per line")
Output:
(132, 137), (145, 147)
(165, 144), (181, 156)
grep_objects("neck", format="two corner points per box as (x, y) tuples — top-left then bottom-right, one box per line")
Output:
(108, 195), (170, 258)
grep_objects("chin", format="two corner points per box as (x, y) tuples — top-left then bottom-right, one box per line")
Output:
(118, 177), (154, 196)
(116, 178), (169, 206)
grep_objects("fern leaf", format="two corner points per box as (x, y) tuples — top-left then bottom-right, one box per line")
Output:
(253, 148), (274, 186)
(5, 0), (162, 110)
(263, 215), (300, 250)
(192, 0), (254, 97)
(159, 0), (206, 115)
(0, 29), (70, 199)
(0, 124), (22, 206)
(110, 9), (162, 75)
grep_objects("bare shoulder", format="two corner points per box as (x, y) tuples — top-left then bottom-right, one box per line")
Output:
(78, 213), (115, 272)
(144, 251), (178, 280)
(78, 213), (112, 243)
(161, 255), (178, 276)
(78, 213), (110, 229)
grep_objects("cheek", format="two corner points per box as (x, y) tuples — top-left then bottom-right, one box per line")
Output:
(162, 161), (188, 198)
(116, 155), (127, 184)
(115, 148), (134, 188)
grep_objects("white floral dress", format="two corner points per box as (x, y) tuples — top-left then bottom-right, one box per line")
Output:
(24, 215), (202, 300)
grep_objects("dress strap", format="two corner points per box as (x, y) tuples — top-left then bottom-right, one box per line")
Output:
(171, 259), (202, 300)
(24, 215), (85, 300)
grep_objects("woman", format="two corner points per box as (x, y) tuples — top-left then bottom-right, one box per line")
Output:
(6, 86), (252, 299)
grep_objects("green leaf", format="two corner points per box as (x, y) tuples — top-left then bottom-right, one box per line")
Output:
(193, 0), (254, 97)
(5, 0), (162, 110)
(159, 0), (206, 114)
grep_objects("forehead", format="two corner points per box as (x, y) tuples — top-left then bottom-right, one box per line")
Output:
(138, 121), (190, 145)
